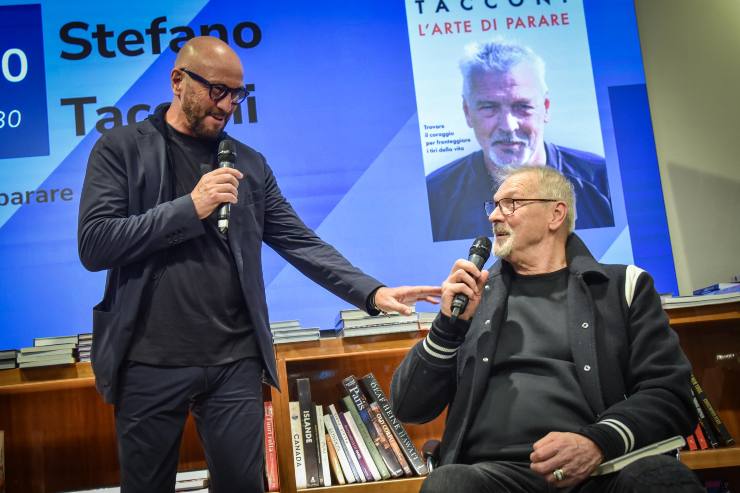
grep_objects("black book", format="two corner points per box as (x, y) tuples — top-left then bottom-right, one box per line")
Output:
(296, 377), (322, 487)
(690, 373), (735, 446)
(360, 373), (428, 476)
(690, 386), (719, 448)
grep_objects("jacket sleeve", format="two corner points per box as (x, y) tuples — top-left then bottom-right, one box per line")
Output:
(259, 155), (382, 308)
(390, 314), (469, 424)
(577, 270), (695, 460)
(78, 133), (204, 272)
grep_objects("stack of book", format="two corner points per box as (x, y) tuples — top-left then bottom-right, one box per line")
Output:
(174, 469), (209, 492)
(683, 373), (735, 451)
(417, 312), (437, 331)
(17, 335), (77, 369)
(0, 350), (17, 370)
(661, 291), (740, 309)
(289, 373), (427, 488)
(270, 320), (320, 345)
(77, 333), (93, 362)
(693, 282), (740, 295)
(336, 307), (420, 338)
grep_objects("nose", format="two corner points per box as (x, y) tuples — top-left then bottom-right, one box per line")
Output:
(215, 94), (234, 113)
(501, 112), (519, 132)
(488, 203), (504, 223)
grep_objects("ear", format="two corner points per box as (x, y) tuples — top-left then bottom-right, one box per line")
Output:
(543, 95), (551, 124)
(463, 97), (473, 128)
(171, 69), (184, 96)
(548, 201), (567, 232)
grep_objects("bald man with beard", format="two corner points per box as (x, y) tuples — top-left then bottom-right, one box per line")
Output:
(79, 37), (439, 493)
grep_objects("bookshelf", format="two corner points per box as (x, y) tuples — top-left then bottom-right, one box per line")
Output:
(271, 331), (445, 493)
(668, 301), (740, 487)
(0, 301), (737, 492)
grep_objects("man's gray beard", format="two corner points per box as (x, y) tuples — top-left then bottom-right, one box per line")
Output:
(493, 233), (514, 258)
(486, 147), (534, 179)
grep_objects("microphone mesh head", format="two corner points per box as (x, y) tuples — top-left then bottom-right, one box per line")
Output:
(218, 139), (237, 162)
(469, 236), (492, 260)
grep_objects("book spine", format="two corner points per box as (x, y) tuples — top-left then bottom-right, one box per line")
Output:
(328, 404), (364, 483)
(325, 435), (346, 485)
(691, 373), (735, 446)
(323, 414), (355, 484)
(343, 410), (382, 481)
(369, 401), (413, 476)
(339, 411), (376, 481)
(288, 401), (307, 489)
(342, 375), (403, 477)
(360, 372), (428, 475)
(693, 423), (709, 450)
(263, 402), (280, 492)
(685, 433), (698, 451)
(690, 388), (719, 448)
(340, 386), (392, 479)
(296, 378), (321, 487)
(316, 405), (331, 487)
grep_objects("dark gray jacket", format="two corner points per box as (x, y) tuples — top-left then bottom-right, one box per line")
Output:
(391, 234), (694, 463)
(79, 104), (381, 403)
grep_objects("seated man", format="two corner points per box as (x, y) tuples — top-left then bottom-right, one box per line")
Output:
(392, 166), (703, 492)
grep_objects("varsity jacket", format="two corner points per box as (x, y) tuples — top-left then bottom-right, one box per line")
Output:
(391, 234), (694, 464)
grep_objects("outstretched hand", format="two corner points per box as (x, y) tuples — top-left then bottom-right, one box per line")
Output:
(373, 286), (441, 315)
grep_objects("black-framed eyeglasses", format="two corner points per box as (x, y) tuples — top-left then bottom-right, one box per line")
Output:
(484, 198), (558, 216)
(179, 67), (248, 104)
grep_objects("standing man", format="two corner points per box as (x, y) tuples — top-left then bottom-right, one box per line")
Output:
(426, 39), (614, 242)
(393, 166), (702, 492)
(78, 36), (439, 493)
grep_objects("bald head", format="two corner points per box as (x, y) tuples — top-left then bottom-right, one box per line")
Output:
(175, 36), (243, 78)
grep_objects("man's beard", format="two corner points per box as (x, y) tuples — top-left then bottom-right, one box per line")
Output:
(492, 224), (514, 258)
(487, 133), (534, 170)
(182, 93), (229, 140)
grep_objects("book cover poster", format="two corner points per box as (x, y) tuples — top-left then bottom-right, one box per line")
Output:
(405, 0), (614, 241)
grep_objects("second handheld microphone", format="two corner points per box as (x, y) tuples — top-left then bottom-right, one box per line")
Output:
(450, 236), (492, 323)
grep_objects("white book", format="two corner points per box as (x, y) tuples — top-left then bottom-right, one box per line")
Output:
(323, 414), (356, 483)
(289, 401), (307, 489)
(343, 411), (382, 481)
(316, 405), (332, 487)
(328, 404), (365, 483)
(591, 435), (686, 476)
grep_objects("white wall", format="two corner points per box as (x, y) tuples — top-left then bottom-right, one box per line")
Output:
(635, 0), (740, 294)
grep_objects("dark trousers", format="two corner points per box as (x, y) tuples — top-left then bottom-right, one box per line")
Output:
(114, 358), (265, 493)
(420, 455), (706, 493)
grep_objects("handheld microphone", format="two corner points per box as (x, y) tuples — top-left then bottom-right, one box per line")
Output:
(450, 236), (492, 323)
(217, 139), (236, 234)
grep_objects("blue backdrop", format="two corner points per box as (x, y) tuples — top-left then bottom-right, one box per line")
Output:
(0, 0), (675, 349)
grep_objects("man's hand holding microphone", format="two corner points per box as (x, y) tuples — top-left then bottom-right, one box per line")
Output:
(442, 237), (492, 323)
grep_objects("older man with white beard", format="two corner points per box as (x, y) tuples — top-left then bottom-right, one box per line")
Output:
(392, 166), (704, 492)
(426, 38), (614, 242)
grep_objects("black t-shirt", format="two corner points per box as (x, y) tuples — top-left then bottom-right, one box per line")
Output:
(461, 267), (596, 463)
(127, 125), (258, 365)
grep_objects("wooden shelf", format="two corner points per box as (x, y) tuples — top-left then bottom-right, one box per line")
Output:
(665, 301), (740, 327)
(299, 477), (424, 492)
(681, 446), (740, 470)
(0, 362), (94, 394)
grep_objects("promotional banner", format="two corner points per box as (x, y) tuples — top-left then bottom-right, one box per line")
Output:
(0, 0), (675, 349)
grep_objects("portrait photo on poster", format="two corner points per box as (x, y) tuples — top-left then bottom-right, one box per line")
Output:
(405, 1), (616, 242)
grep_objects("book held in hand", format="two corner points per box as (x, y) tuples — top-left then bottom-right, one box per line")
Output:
(591, 436), (685, 476)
